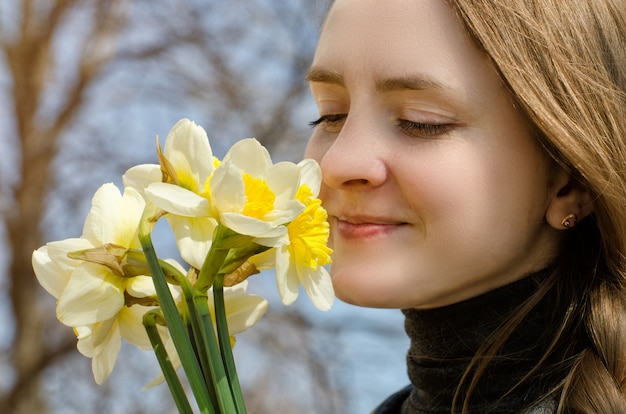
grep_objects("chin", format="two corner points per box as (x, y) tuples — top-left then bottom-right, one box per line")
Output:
(331, 267), (411, 309)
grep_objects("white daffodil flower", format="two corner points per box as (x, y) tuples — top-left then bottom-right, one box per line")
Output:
(55, 184), (146, 326)
(210, 138), (305, 241)
(125, 118), (216, 217)
(33, 183), (147, 327)
(123, 118), (215, 199)
(31, 183), (169, 383)
(123, 118), (219, 269)
(249, 159), (334, 311)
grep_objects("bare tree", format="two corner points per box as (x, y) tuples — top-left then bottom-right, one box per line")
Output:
(1, 1), (129, 412)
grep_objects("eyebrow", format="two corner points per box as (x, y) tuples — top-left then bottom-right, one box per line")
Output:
(375, 76), (444, 93)
(306, 66), (445, 92)
(305, 66), (345, 86)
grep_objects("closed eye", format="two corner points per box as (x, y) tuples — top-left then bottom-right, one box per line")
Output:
(397, 119), (453, 137)
(309, 114), (348, 127)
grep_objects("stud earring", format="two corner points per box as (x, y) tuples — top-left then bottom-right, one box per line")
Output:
(561, 213), (578, 228)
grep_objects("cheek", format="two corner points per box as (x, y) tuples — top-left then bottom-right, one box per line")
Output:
(399, 147), (537, 243)
(398, 148), (475, 222)
(303, 133), (328, 163)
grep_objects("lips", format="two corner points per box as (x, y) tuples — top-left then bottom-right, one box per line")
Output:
(333, 215), (406, 240)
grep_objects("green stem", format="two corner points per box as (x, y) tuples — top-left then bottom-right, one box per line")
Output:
(195, 225), (254, 292)
(143, 310), (193, 414)
(214, 276), (248, 414)
(192, 292), (238, 413)
(175, 276), (222, 409)
(139, 231), (215, 414)
(197, 246), (230, 293)
(182, 288), (220, 406)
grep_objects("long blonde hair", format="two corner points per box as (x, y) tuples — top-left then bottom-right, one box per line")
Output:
(450, 0), (626, 412)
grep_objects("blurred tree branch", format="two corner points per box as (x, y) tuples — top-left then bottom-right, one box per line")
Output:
(0, 0), (342, 413)
(2, 1), (128, 412)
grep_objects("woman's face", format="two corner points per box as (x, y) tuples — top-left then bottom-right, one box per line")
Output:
(305, 0), (564, 309)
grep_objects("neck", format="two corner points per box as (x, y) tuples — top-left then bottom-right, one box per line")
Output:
(401, 268), (580, 413)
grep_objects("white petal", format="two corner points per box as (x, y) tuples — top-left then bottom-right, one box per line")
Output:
(220, 213), (287, 238)
(210, 162), (246, 214)
(297, 159), (322, 196)
(46, 238), (94, 273)
(82, 183), (123, 243)
(163, 119), (214, 184)
(253, 233), (289, 248)
(122, 164), (162, 195)
(247, 249), (276, 270)
(146, 182), (210, 217)
(82, 184), (145, 249)
(274, 246), (299, 306)
(57, 262), (125, 326)
(118, 305), (154, 349)
(223, 293), (269, 335)
(33, 246), (71, 299)
(266, 162), (300, 203)
(263, 199), (305, 224)
(167, 215), (217, 269)
(91, 320), (122, 384)
(299, 265), (334, 311)
(91, 317), (117, 349)
(75, 325), (95, 357)
(222, 138), (271, 176)
(126, 276), (156, 298)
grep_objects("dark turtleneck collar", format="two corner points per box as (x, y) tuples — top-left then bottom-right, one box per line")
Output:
(400, 268), (583, 413)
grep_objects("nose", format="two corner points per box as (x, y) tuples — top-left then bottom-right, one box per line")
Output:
(319, 114), (388, 190)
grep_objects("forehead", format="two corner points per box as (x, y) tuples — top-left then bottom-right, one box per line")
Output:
(319, 0), (469, 53)
(312, 0), (499, 102)
(317, 1), (477, 68)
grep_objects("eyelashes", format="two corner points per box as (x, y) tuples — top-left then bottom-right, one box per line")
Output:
(309, 114), (347, 127)
(396, 119), (453, 137)
(309, 114), (453, 137)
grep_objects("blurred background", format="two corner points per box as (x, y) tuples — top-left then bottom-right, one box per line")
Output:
(0, 1), (408, 412)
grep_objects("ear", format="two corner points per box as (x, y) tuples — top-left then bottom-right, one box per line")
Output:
(545, 170), (594, 230)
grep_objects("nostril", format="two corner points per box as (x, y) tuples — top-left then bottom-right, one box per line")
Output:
(343, 178), (369, 186)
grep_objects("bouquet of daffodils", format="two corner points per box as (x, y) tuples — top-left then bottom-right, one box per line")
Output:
(32, 119), (334, 413)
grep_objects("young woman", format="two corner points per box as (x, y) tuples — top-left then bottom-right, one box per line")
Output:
(305, 1), (626, 412)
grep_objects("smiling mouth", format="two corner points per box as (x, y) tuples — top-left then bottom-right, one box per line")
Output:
(334, 217), (406, 240)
